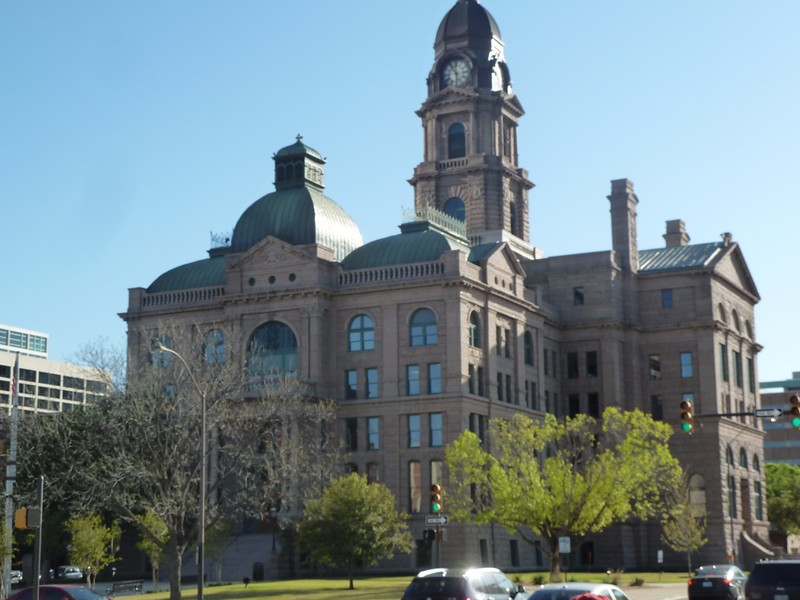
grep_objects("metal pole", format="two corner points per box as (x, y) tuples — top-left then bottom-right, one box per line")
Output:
(156, 344), (205, 600)
(32, 476), (43, 600)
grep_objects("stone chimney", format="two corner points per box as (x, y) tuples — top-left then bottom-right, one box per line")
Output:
(608, 178), (639, 273)
(663, 219), (690, 247)
(721, 232), (733, 247)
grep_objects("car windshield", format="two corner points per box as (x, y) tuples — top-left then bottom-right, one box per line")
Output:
(533, 589), (599, 600)
(68, 588), (107, 599)
(406, 577), (466, 597)
(696, 566), (731, 577)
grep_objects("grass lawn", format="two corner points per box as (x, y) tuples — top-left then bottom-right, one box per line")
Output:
(120, 571), (690, 600)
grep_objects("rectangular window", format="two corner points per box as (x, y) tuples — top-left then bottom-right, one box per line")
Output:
(468, 364), (476, 395)
(650, 394), (664, 421)
(720, 343), (729, 382)
(431, 459), (443, 487)
(505, 328), (512, 358)
(728, 474), (737, 518)
(367, 417), (380, 450)
(588, 392), (599, 418)
(409, 462), (422, 513)
(408, 414), (421, 448)
(661, 289), (673, 308)
(477, 366), (485, 397)
(568, 394), (580, 418)
(345, 369), (358, 399)
(428, 363), (442, 394)
(733, 351), (743, 388)
(430, 413), (443, 447)
(755, 481), (763, 520)
(407, 364), (420, 396)
(680, 352), (693, 378)
(366, 368), (379, 398)
(586, 351), (598, 377)
(346, 418), (358, 451)
(506, 374), (513, 404)
(496, 372), (504, 401)
(543, 350), (549, 376)
(510, 540), (520, 567)
(748, 357), (755, 393)
(496, 326), (503, 356)
(544, 390), (550, 413)
(567, 352), (579, 379)
(469, 413), (486, 444)
(648, 354), (662, 380)
(573, 286), (585, 306)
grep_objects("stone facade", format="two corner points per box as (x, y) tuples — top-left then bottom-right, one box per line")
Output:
(120, 0), (776, 578)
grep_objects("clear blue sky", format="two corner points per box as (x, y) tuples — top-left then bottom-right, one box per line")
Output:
(2, 1), (797, 383)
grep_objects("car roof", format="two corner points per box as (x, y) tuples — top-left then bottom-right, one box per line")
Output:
(538, 583), (622, 591)
(416, 567), (503, 578)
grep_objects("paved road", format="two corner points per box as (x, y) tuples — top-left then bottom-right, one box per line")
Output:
(623, 582), (687, 600)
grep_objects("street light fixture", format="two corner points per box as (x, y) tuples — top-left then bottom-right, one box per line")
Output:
(155, 342), (206, 600)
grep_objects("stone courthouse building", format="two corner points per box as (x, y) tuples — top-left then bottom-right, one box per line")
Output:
(121, 0), (774, 577)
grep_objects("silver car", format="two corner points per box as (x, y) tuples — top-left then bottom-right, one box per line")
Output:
(528, 582), (631, 600)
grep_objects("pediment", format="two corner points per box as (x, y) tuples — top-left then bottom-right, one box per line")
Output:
(711, 244), (760, 302)
(228, 235), (312, 270)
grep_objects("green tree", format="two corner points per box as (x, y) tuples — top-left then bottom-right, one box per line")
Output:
(660, 473), (708, 574)
(446, 407), (682, 581)
(65, 513), (117, 587)
(135, 509), (168, 591)
(17, 329), (344, 600)
(765, 462), (800, 536)
(297, 473), (414, 590)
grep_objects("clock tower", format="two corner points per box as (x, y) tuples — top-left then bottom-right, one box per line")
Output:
(410, 0), (536, 258)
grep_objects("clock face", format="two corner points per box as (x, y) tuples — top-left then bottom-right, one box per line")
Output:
(443, 58), (470, 87)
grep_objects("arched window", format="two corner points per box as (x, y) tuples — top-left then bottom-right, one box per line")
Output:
(727, 446), (735, 466)
(410, 308), (438, 347)
(448, 123), (466, 159)
(203, 329), (225, 365)
(348, 314), (375, 352)
(524, 331), (534, 365)
(719, 303), (727, 324)
(285, 163), (294, 180)
(247, 321), (298, 381)
(753, 454), (761, 472)
(732, 309), (741, 332)
(739, 448), (748, 469)
(444, 197), (466, 222)
(689, 473), (707, 517)
(276, 164), (286, 182)
(469, 312), (481, 348)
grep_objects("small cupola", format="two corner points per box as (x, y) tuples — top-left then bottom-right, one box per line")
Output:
(273, 134), (325, 191)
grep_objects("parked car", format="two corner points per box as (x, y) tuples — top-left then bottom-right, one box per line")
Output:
(7, 584), (110, 600)
(688, 564), (747, 600)
(10, 570), (23, 585)
(57, 566), (83, 580)
(745, 559), (800, 600)
(401, 567), (529, 600)
(528, 582), (631, 600)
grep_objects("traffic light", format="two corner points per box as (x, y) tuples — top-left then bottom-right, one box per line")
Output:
(790, 394), (800, 429)
(680, 400), (694, 434)
(430, 483), (443, 514)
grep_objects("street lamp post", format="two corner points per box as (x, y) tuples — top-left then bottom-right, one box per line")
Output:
(156, 343), (206, 600)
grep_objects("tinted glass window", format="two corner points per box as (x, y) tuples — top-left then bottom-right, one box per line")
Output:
(749, 563), (800, 584)
(406, 577), (465, 598)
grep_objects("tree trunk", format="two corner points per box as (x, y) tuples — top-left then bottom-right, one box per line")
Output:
(348, 562), (354, 590)
(166, 541), (184, 600)
(548, 536), (562, 582)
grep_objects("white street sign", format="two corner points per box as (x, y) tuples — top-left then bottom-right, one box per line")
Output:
(755, 407), (783, 419)
(559, 536), (571, 553)
(426, 515), (448, 526)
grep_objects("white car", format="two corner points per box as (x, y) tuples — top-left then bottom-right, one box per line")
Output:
(10, 570), (23, 585)
(58, 566), (83, 580)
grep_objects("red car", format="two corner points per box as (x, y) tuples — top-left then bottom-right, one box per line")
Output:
(7, 585), (110, 600)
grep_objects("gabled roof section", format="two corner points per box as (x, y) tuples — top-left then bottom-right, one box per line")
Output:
(638, 242), (721, 272)
(469, 242), (525, 275)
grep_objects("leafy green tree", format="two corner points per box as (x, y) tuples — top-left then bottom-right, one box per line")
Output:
(65, 513), (117, 587)
(765, 462), (800, 536)
(297, 473), (414, 590)
(446, 407), (682, 581)
(17, 329), (344, 600)
(135, 509), (168, 591)
(660, 473), (708, 574)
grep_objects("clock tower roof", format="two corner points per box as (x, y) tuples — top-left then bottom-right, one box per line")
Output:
(435, 0), (502, 52)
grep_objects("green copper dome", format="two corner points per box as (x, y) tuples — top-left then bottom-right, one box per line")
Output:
(231, 136), (363, 261)
(341, 220), (469, 271)
(147, 255), (227, 293)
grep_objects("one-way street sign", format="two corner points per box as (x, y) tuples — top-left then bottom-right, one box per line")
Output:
(425, 515), (448, 526)
(755, 407), (783, 419)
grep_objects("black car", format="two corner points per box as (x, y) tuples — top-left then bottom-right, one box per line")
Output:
(401, 567), (529, 600)
(745, 560), (800, 600)
(688, 564), (747, 600)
